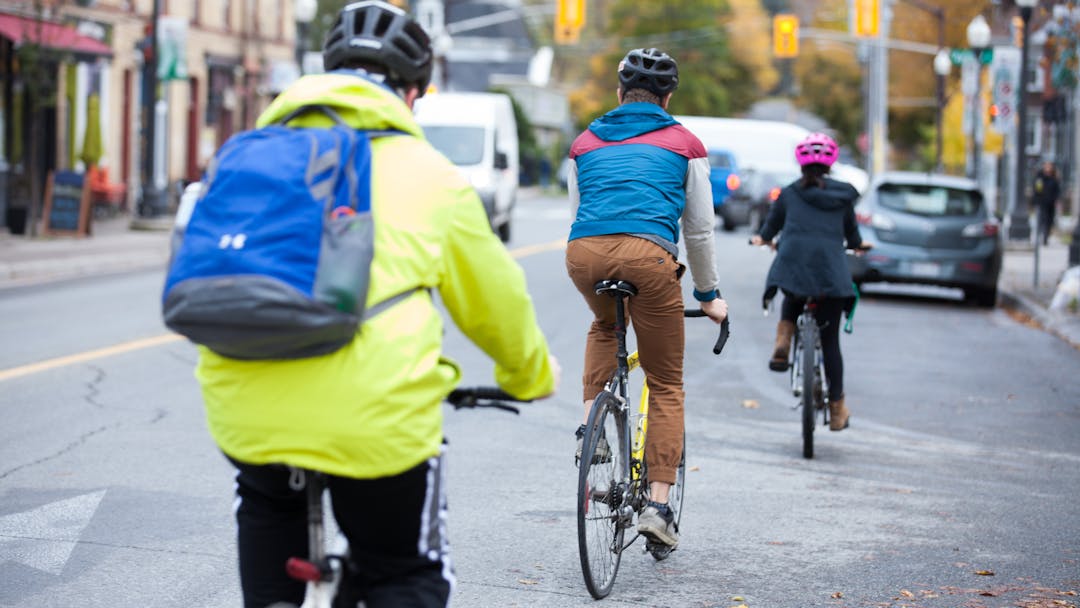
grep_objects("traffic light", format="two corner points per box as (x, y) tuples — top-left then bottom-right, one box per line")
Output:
(555, 0), (585, 45)
(773, 14), (799, 58)
(854, 0), (879, 37)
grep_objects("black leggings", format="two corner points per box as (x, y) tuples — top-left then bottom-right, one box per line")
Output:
(228, 450), (452, 608)
(781, 295), (845, 401)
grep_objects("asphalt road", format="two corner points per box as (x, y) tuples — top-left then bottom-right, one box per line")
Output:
(1, 192), (1077, 608)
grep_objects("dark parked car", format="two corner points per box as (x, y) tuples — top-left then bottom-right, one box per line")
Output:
(846, 172), (1002, 307)
(728, 166), (801, 232)
(707, 149), (742, 230)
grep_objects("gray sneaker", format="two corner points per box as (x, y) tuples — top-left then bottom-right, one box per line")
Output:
(574, 424), (612, 465)
(637, 501), (678, 548)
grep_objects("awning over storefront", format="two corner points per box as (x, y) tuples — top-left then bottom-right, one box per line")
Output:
(0, 12), (112, 57)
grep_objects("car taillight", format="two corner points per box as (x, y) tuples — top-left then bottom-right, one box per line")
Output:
(769, 186), (781, 202)
(727, 174), (741, 191)
(962, 220), (1000, 237)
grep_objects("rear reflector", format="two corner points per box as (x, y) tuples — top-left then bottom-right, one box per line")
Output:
(727, 174), (741, 191)
(769, 186), (781, 201)
(960, 261), (985, 272)
(286, 557), (325, 582)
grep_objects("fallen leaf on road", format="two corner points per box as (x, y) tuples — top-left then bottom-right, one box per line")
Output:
(900, 590), (916, 598)
(742, 399), (759, 409)
(731, 597), (744, 602)
(980, 591), (998, 597)
(689, 465), (701, 472)
(831, 592), (844, 599)
(975, 570), (995, 576)
(517, 579), (538, 585)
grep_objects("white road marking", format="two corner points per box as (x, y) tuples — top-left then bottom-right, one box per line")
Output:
(0, 490), (106, 575)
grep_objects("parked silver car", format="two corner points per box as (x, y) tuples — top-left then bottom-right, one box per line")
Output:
(847, 172), (1002, 307)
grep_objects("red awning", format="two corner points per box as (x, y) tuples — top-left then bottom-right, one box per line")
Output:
(0, 12), (112, 57)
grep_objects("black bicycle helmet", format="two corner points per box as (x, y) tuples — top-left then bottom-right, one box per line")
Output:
(617, 48), (679, 96)
(323, 1), (434, 96)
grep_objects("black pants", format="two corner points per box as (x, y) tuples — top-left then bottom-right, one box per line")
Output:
(228, 450), (452, 608)
(781, 295), (845, 401)
(1037, 203), (1056, 245)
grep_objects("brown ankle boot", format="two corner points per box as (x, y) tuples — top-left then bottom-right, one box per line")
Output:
(769, 320), (795, 371)
(829, 395), (850, 431)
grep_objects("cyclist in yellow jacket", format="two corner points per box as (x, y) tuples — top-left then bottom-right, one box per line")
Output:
(191, 3), (559, 607)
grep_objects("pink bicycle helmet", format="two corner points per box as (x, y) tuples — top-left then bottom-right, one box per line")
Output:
(794, 133), (839, 167)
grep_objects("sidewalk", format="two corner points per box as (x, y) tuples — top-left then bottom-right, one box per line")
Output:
(1, 211), (1079, 348)
(997, 233), (1080, 349)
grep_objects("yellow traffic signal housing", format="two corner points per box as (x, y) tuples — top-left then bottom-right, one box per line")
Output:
(555, 0), (585, 44)
(773, 14), (799, 58)
(854, 0), (879, 37)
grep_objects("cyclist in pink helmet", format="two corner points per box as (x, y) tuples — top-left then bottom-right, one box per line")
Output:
(750, 133), (870, 431)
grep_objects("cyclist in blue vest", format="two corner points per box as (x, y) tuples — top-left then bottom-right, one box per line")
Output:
(751, 133), (869, 431)
(565, 48), (728, 550)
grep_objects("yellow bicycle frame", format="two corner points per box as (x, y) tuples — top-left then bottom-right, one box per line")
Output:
(626, 350), (649, 482)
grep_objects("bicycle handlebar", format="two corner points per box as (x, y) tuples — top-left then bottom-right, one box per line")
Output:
(684, 308), (731, 355)
(445, 387), (530, 415)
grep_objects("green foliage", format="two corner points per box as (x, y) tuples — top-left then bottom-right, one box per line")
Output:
(569, 0), (755, 129)
(794, 51), (862, 154)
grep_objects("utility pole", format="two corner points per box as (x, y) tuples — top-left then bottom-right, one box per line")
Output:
(138, 0), (167, 218)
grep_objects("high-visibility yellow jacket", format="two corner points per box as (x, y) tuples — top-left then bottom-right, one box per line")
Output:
(195, 72), (555, 479)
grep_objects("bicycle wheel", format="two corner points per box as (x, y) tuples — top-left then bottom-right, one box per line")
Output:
(800, 318), (817, 459)
(577, 391), (627, 599)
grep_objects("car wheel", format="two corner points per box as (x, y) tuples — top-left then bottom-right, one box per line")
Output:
(966, 286), (997, 308)
(719, 209), (737, 232)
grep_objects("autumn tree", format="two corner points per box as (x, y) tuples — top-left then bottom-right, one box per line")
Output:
(565, 0), (758, 131)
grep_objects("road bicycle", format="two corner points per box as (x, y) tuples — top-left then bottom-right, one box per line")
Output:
(283, 387), (526, 608)
(576, 279), (729, 599)
(752, 239), (863, 459)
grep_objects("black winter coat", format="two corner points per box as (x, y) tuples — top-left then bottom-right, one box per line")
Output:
(758, 176), (863, 299)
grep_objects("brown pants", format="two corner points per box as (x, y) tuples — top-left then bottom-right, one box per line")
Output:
(565, 235), (686, 484)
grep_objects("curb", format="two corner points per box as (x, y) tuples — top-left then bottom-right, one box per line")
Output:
(998, 285), (1080, 350)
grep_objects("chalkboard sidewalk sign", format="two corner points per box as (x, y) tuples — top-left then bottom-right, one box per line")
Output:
(43, 170), (91, 236)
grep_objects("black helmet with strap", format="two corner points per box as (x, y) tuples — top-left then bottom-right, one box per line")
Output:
(323, 1), (434, 96)
(618, 48), (679, 96)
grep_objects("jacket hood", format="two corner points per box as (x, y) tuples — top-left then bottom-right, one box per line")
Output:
(256, 72), (424, 137)
(587, 102), (678, 142)
(795, 177), (859, 211)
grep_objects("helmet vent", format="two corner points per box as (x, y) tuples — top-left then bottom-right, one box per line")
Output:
(375, 12), (393, 36)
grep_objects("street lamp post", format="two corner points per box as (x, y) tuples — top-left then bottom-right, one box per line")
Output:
(1010, 0), (1036, 242)
(967, 15), (991, 183)
(933, 49), (951, 172)
(294, 0), (317, 74)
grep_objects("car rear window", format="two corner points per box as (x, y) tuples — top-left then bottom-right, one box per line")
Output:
(877, 184), (981, 217)
(708, 153), (733, 169)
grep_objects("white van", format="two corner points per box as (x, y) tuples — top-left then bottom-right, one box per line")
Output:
(413, 92), (519, 242)
(675, 115), (868, 194)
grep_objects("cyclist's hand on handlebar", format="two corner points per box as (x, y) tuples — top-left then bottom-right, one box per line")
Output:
(849, 242), (874, 256)
(700, 298), (728, 324)
(749, 235), (776, 250)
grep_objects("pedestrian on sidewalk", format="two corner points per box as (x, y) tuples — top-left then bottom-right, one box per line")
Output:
(1031, 160), (1061, 246)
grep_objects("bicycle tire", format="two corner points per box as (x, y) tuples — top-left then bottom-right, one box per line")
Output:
(577, 391), (626, 599)
(800, 317), (817, 459)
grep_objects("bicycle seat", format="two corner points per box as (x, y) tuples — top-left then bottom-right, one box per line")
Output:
(594, 280), (638, 298)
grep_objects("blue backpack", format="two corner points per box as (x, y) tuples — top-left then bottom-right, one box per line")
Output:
(162, 105), (408, 360)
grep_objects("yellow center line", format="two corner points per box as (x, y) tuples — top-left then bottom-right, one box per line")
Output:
(510, 238), (567, 259)
(0, 238), (568, 382)
(0, 334), (184, 382)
